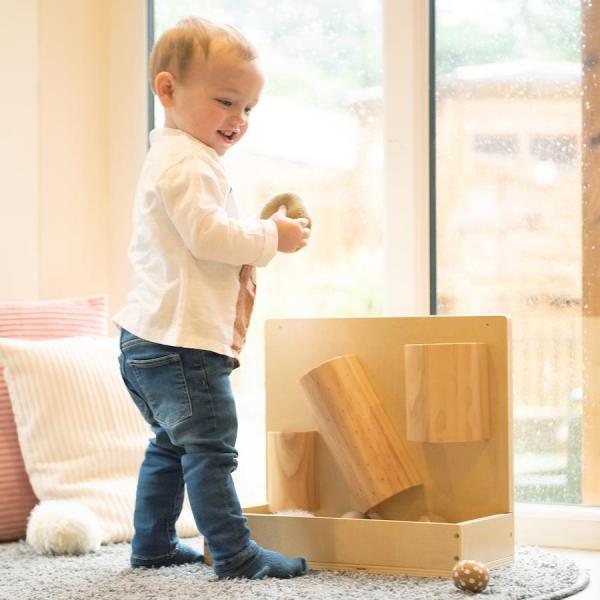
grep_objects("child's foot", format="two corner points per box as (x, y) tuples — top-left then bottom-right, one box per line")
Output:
(215, 542), (307, 580)
(130, 543), (204, 569)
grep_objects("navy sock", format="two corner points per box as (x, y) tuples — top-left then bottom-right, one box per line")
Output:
(130, 543), (204, 569)
(216, 544), (307, 580)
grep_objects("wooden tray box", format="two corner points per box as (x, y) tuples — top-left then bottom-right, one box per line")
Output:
(238, 316), (513, 577)
(243, 508), (513, 576)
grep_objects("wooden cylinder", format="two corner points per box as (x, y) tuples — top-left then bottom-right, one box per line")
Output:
(267, 431), (319, 512)
(299, 355), (421, 513)
(404, 342), (490, 443)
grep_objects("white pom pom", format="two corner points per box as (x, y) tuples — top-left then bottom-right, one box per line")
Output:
(26, 500), (102, 555)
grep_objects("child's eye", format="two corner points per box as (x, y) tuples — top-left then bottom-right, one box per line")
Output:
(245, 106), (253, 114)
(217, 99), (232, 107)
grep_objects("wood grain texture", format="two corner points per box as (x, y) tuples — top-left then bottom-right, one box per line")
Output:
(404, 343), (490, 443)
(582, 0), (600, 505)
(299, 354), (421, 513)
(267, 431), (319, 512)
(265, 316), (511, 524)
(239, 505), (514, 576)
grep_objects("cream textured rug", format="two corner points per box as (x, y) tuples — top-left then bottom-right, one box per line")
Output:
(0, 541), (589, 600)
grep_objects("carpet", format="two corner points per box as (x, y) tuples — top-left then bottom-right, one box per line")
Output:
(0, 539), (589, 600)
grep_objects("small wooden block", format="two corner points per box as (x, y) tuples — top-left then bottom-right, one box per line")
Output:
(404, 342), (490, 443)
(267, 431), (319, 512)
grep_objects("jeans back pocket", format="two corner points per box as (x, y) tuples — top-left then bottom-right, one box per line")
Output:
(127, 353), (193, 429)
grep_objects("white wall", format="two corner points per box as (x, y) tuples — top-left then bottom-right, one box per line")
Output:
(108, 0), (148, 319)
(37, 0), (110, 300)
(0, 0), (147, 321)
(0, 1), (39, 300)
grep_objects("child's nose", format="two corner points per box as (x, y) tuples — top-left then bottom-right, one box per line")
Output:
(231, 110), (247, 126)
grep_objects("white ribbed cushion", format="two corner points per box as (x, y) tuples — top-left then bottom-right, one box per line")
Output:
(0, 295), (107, 542)
(0, 336), (198, 544)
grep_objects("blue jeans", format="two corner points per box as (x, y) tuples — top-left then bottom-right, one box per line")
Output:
(118, 328), (257, 570)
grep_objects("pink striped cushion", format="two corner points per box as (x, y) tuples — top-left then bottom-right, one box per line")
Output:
(0, 296), (107, 541)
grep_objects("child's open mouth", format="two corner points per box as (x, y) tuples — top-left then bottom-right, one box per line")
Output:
(218, 130), (239, 143)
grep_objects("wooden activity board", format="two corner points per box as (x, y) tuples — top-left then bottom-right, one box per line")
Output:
(243, 316), (514, 576)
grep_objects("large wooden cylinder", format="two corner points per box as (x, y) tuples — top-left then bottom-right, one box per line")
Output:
(299, 355), (421, 513)
(404, 342), (490, 443)
(267, 431), (319, 512)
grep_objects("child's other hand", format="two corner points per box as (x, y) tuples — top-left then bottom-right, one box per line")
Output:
(270, 205), (311, 253)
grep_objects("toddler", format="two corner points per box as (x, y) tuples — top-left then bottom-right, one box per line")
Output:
(113, 16), (309, 579)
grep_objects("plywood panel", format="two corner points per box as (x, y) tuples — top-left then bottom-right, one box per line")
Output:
(265, 316), (512, 523)
(238, 506), (513, 576)
(460, 513), (514, 565)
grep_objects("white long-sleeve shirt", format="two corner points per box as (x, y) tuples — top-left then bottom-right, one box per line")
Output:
(113, 128), (278, 358)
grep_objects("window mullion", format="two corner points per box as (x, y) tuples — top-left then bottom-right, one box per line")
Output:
(383, 0), (430, 316)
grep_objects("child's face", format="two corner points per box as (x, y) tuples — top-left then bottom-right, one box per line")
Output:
(161, 51), (264, 156)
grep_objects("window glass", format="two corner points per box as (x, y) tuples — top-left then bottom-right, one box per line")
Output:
(435, 0), (584, 504)
(154, 1), (384, 504)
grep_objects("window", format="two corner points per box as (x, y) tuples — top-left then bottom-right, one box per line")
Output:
(473, 135), (520, 158)
(435, 0), (589, 506)
(152, 0), (384, 504)
(530, 136), (578, 165)
(150, 0), (600, 521)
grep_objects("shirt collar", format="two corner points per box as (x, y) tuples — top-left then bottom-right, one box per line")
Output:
(149, 128), (220, 160)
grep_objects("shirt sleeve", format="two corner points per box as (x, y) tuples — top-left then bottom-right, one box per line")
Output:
(157, 155), (278, 267)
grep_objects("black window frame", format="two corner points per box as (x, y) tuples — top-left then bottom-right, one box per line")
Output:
(429, 0), (437, 315)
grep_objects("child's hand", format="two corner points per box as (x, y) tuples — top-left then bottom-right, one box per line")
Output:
(270, 205), (311, 253)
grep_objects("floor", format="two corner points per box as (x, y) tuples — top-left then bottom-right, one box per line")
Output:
(544, 547), (599, 598)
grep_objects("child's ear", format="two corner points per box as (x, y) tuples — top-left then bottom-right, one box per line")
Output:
(154, 71), (176, 108)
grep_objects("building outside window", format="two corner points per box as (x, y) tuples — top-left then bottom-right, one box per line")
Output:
(435, 0), (587, 507)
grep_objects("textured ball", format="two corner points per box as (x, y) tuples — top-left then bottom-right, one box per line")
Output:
(272, 509), (316, 517)
(260, 192), (311, 228)
(452, 559), (490, 593)
(26, 500), (102, 555)
(418, 514), (448, 523)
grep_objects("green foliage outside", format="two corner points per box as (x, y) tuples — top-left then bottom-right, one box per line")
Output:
(155, 0), (581, 104)
(436, 0), (581, 74)
(154, 0), (382, 108)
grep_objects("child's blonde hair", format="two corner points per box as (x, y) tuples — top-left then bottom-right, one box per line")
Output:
(149, 16), (258, 93)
